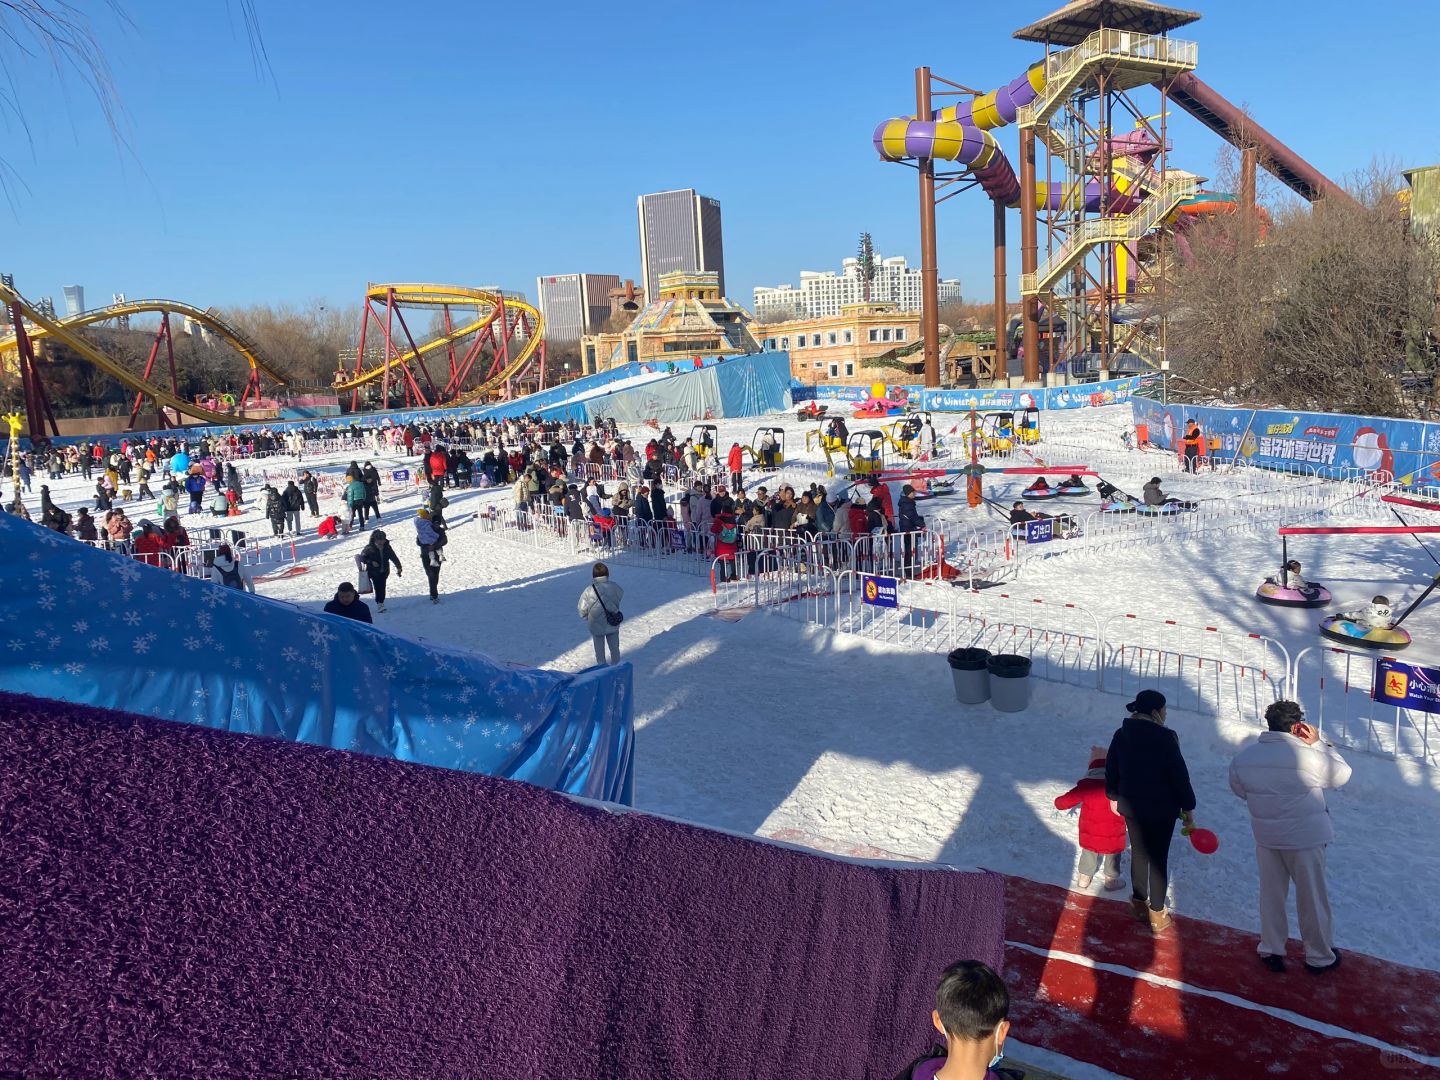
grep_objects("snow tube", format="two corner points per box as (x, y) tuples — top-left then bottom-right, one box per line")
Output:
(1101, 498), (1138, 514)
(1021, 488), (1060, 501)
(1056, 484), (1090, 497)
(1318, 616), (1412, 651)
(854, 405), (902, 419)
(1135, 501), (1197, 516)
(1256, 579), (1333, 608)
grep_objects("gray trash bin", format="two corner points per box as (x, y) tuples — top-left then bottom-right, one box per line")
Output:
(987, 653), (1033, 713)
(947, 647), (991, 704)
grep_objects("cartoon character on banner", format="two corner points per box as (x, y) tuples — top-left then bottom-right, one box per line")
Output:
(1352, 426), (1394, 479)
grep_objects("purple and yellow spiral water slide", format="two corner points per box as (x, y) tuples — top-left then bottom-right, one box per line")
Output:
(872, 62), (1142, 212)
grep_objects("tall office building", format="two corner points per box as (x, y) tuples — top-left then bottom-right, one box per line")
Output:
(535, 274), (621, 346)
(62, 284), (85, 316)
(637, 189), (725, 301)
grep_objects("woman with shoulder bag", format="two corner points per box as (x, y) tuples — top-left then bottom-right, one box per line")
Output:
(577, 561), (624, 665)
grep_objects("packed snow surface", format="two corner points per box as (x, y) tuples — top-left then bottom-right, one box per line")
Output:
(30, 404), (1440, 982)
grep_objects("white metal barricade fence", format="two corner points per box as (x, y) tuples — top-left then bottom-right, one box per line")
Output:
(1290, 645), (1438, 764)
(1101, 613), (1289, 724)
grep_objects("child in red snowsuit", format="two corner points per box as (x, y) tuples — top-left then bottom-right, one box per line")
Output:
(1054, 747), (1127, 891)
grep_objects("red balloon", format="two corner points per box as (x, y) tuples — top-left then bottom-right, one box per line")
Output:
(1188, 827), (1220, 855)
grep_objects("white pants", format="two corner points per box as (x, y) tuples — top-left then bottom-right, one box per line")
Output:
(1256, 844), (1334, 966)
(592, 631), (620, 665)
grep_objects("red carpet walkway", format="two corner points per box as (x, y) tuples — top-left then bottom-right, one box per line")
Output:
(766, 832), (1439, 1077)
(1002, 876), (1440, 1078)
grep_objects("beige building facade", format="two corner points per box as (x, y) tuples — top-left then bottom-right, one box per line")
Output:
(755, 303), (922, 385)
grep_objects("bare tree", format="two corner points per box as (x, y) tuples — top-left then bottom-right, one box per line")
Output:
(220, 301), (358, 388)
(1164, 159), (1440, 417)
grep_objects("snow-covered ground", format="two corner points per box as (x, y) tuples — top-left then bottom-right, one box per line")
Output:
(25, 404), (1440, 979)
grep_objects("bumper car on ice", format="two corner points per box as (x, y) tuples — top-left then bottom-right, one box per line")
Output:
(1318, 616), (1411, 651)
(1256, 579), (1333, 608)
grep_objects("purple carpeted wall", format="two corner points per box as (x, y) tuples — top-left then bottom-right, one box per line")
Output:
(0, 692), (1005, 1080)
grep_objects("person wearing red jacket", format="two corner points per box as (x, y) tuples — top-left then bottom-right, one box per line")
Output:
(711, 509), (739, 582)
(726, 442), (744, 493)
(427, 446), (450, 488)
(1054, 747), (1127, 891)
(131, 520), (168, 567)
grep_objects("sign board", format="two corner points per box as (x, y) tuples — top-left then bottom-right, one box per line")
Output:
(391, 469), (410, 484)
(1372, 658), (1440, 714)
(1025, 518), (1055, 545)
(861, 574), (898, 609)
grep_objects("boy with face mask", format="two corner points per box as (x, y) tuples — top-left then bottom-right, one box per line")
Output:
(894, 960), (1012, 1079)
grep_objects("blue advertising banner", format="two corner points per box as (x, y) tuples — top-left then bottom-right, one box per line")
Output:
(1130, 398), (1440, 487)
(1372, 659), (1440, 714)
(861, 574), (899, 609)
(391, 469), (410, 483)
(1025, 518), (1055, 545)
(791, 374), (1160, 413)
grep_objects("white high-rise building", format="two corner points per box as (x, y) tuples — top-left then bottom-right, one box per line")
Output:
(753, 255), (960, 320)
(62, 284), (85, 316)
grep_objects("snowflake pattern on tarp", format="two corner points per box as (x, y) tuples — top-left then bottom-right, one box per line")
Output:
(0, 512), (634, 803)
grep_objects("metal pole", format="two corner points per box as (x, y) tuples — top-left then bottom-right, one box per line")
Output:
(1019, 127), (1040, 385)
(916, 67), (941, 389)
(992, 199), (1006, 388)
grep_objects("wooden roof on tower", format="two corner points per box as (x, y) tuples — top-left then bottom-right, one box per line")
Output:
(1013, 0), (1201, 45)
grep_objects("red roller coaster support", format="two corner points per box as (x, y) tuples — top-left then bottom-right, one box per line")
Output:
(9, 301), (58, 439)
(127, 313), (182, 432)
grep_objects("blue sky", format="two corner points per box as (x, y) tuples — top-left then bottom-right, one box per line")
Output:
(5, 0), (1438, 312)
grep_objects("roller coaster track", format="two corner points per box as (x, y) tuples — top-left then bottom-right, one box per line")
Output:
(0, 283), (245, 427)
(0, 296), (296, 387)
(337, 283), (545, 403)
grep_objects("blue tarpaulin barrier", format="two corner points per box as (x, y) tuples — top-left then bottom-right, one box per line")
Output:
(0, 513), (635, 803)
(528, 351), (792, 426)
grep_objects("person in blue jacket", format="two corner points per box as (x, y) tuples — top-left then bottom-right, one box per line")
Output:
(183, 470), (207, 514)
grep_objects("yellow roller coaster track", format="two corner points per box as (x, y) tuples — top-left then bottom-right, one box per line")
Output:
(0, 295), (296, 387)
(0, 283), (246, 427)
(338, 283), (545, 403)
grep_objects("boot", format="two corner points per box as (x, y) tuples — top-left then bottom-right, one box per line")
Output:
(1076, 874), (1093, 889)
(1147, 907), (1173, 933)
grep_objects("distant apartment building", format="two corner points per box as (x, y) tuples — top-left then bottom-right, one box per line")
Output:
(755, 302), (922, 385)
(637, 189), (725, 301)
(535, 273), (621, 347)
(477, 286), (533, 340)
(753, 254), (960, 320)
(62, 285), (85, 317)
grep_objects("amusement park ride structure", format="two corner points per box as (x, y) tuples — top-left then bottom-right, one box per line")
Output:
(0, 279), (545, 437)
(336, 284), (545, 412)
(875, 0), (1350, 389)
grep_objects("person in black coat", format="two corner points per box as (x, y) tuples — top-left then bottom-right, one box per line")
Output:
(300, 470), (320, 517)
(649, 481), (667, 525)
(897, 484), (926, 575)
(1105, 689), (1197, 931)
(323, 582), (373, 623)
(359, 529), (403, 612)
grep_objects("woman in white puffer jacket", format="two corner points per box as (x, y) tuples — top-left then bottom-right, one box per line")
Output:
(577, 562), (624, 666)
